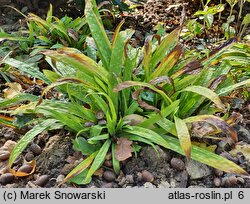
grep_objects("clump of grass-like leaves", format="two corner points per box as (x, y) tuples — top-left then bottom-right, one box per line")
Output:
(1, 0), (250, 184)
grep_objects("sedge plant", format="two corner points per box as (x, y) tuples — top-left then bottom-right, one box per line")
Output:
(0, 0), (249, 184)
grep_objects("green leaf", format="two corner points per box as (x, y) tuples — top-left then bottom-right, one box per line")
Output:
(46, 4), (53, 24)
(37, 107), (84, 132)
(84, 139), (111, 182)
(3, 58), (49, 83)
(150, 27), (180, 70)
(88, 134), (109, 143)
(73, 137), (100, 155)
(181, 85), (225, 109)
(114, 81), (172, 104)
(0, 32), (29, 42)
(151, 44), (182, 79)
(68, 169), (90, 185)
(9, 119), (58, 167)
(0, 93), (39, 109)
(42, 48), (109, 84)
(218, 78), (250, 96)
(124, 126), (168, 146)
(174, 116), (191, 158)
(64, 151), (98, 183)
(85, 0), (111, 69)
(157, 118), (177, 136)
(112, 143), (120, 175)
(139, 100), (179, 128)
(163, 136), (248, 175)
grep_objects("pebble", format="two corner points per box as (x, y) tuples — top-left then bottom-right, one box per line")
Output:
(213, 177), (221, 187)
(0, 150), (10, 160)
(104, 160), (113, 167)
(186, 159), (212, 179)
(234, 125), (250, 143)
(170, 158), (185, 171)
(84, 121), (95, 127)
(26, 181), (39, 188)
(18, 164), (33, 173)
(101, 182), (113, 188)
(98, 120), (107, 125)
(125, 175), (134, 184)
(103, 171), (116, 182)
(105, 153), (112, 161)
(226, 175), (238, 186)
(136, 172), (143, 182)
(143, 182), (156, 188)
(2, 140), (16, 151)
(95, 110), (105, 119)
(141, 170), (154, 182)
(34, 175), (49, 187)
(220, 152), (238, 163)
(56, 174), (65, 184)
(0, 173), (14, 184)
(25, 152), (35, 161)
(237, 177), (245, 184)
(13, 156), (22, 165)
(158, 181), (170, 188)
(214, 169), (224, 177)
(30, 143), (42, 155)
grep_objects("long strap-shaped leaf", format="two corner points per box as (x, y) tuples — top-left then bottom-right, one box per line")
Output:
(64, 151), (98, 183)
(42, 48), (109, 83)
(181, 85), (225, 110)
(84, 139), (111, 182)
(174, 116), (191, 158)
(85, 0), (111, 69)
(125, 126), (248, 175)
(0, 93), (39, 108)
(9, 119), (58, 167)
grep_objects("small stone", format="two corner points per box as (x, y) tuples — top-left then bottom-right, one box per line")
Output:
(104, 160), (113, 167)
(158, 181), (170, 188)
(18, 164), (33, 173)
(220, 152), (237, 163)
(143, 182), (156, 188)
(13, 156), (22, 165)
(25, 152), (35, 161)
(136, 172), (143, 182)
(95, 110), (105, 120)
(214, 169), (223, 177)
(30, 143), (42, 155)
(26, 181), (39, 188)
(34, 175), (49, 187)
(2, 140), (16, 152)
(170, 158), (185, 171)
(213, 177), (221, 187)
(98, 119), (107, 126)
(105, 153), (112, 160)
(141, 170), (154, 182)
(234, 125), (250, 143)
(0, 173), (14, 184)
(84, 121), (95, 127)
(103, 171), (116, 182)
(56, 174), (65, 184)
(125, 175), (134, 184)
(237, 177), (245, 184)
(101, 182), (113, 188)
(226, 175), (237, 186)
(186, 159), (212, 179)
(0, 150), (10, 160)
